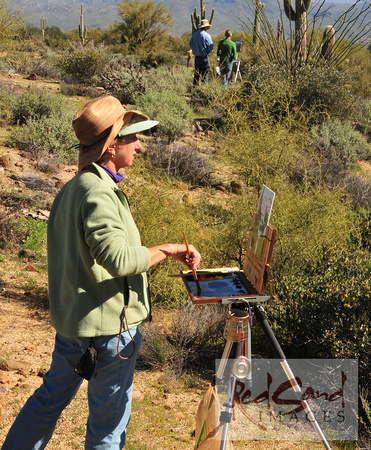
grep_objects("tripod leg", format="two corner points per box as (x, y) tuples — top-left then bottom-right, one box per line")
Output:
(216, 339), (233, 380)
(253, 303), (332, 450)
(219, 374), (236, 450)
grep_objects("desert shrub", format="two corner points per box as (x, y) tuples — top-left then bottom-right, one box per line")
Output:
(342, 172), (371, 208)
(241, 63), (296, 125)
(138, 303), (226, 376)
(20, 217), (47, 256)
(136, 90), (192, 140)
(59, 82), (104, 98)
(343, 45), (371, 99)
(310, 118), (371, 170)
(145, 141), (212, 185)
(294, 66), (355, 123)
(166, 302), (226, 375)
(0, 191), (51, 249)
(218, 123), (309, 190)
(144, 65), (192, 96)
(137, 50), (175, 69)
(11, 109), (78, 165)
(353, 97), (371, 136)
(136, 321), (173, 370)
(98, 64), (146, 104)
(58, 46), (110, 84)
(0, 88), (16, 126)
(0, 51), (36, 75)
(272, 184), (358, 277)
(269, 246), (371, 426)
(11, 92), (70, 125)
(30, 59), (60, 80)
(237, 64), (356, 128)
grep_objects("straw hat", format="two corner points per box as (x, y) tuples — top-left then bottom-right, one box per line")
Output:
(73, 96), (158, 170)
(198, 19), (211, 29)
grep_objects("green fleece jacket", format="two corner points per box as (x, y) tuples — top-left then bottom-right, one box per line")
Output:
(47, 163), (151, 338)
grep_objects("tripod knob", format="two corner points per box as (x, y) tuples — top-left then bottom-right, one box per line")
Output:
(231, 355), (251, 380)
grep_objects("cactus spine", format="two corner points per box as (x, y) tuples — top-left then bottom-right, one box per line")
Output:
(40, 16), (47, 40)
(191, 0), (215, 34)
(253, 0), (265, 47)
(321, 25), (336, 62)
(283, 0), (312, 61)
(79, 4), (88, 46)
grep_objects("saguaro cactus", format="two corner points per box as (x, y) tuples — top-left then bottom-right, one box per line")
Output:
(253, 0), (265, 47)
(321, 25), (336, 62)
(191, 0), (215, 34)
(79, 4), (88, 46)
(40, 16), (47, 40)
(283, 0), (312, 61)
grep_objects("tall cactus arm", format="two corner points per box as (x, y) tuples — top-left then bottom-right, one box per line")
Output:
(209, 8), (215, 26)
(283, 0), (296, 21)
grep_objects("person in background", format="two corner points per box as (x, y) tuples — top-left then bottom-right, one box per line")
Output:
(190, 19), (214, 86)
(217, 30), (237, 88)
(2, 95), (201, 450)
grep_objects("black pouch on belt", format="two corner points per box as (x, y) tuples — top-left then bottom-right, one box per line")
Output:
(74, 339), (98, 380)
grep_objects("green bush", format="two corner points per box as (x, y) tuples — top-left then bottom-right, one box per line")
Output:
(269, 246), (370, 401)
(0, 51), (36, 75)
(0, 88), (16, 126)
(58, 46), (109, 84)
(145, 141), (212, 185)
(11, 110), (78, 165)
(295, 66), (355, 123)
(310, 118), (371, 170)
(20, 217), (48, 256)
(144, 65), (192, 96)
(241, 63), (296, 125)
(136, 90), (192, 140)
(237, 64), (356, 128)
(11, 92), (69, 125)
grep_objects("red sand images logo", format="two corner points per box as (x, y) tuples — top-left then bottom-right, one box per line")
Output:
(234, 370), (347, 423)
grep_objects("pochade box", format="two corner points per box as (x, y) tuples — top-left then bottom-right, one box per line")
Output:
(178, 220), (277, 305)
(174, 185), (277, 305)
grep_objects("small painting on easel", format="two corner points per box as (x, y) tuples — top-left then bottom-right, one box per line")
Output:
(249, 185), (275, 260)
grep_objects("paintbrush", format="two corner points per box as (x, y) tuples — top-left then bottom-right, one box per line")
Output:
(182, 231), (201, 293)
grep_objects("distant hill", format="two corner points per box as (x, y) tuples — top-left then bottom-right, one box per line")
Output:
(11, 0), (363, 37)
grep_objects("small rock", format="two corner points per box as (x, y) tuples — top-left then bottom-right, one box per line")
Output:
(0, 359), (30, 373)
(132, 389), (144, 402)
(175, 412), (185, 420)
(37, 368), (48, 378)
(20, 383), (35, 390)
(177, 181), (188, 191)
(231, 180), (243, 195)
(0, 373), (10, 384)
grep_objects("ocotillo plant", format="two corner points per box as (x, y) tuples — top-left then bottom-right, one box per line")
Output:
(283, 0), (311, 61)
(253, 0), (265, 47)
(191, 0), (215, 34)
(79, 4), (88, 46)
(40, 16), (47, 40)
(321, 25), (336, 62)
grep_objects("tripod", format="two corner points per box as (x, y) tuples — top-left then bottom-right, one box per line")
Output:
(216, 300), (332, 450)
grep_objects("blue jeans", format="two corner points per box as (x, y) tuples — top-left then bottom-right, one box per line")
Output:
(194, 55), (210, 85)
(2, 328), (141, 449)
(221, 63), (233, 88)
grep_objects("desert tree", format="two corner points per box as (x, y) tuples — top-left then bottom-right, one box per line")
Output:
(114, 0), (174, 52)
(0, 0), (24, 42)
